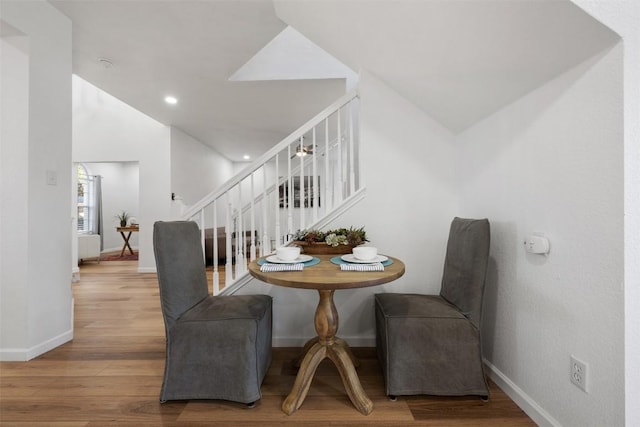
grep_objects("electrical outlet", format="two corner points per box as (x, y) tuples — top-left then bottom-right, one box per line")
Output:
(570, 356), (587, 392)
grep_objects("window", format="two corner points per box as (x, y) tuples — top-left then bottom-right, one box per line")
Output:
(77, 163), (93, 233)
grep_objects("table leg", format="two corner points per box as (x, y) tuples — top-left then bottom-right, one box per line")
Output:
(294, 337), (319, 367)
(282, 342), (326, 415)
(334, 337), (361, 368)
(282, 289), (372, 416)
(327, 342), (373, 415)
(119, 231), (134, 256)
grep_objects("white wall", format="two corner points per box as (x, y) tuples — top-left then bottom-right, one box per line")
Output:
(1, 34), (30, 355)
(72, 76), (171, 272)
(457, 44), (624, 426)
(237, 71), (459, 344)
(572, 2), (640, 426)
(83, 162), (140, 252)
(170, 127), (233, 206)
(0, 1), (73, 360)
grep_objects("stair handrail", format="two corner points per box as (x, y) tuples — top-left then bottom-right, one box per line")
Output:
(181, 88), (361, 295)
(182, 89), (358, 220)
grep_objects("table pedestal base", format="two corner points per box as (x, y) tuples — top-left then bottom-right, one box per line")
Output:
(283, 289), (372, 416)
(294, 336), (360, 368)
(283, 339), (372, 415)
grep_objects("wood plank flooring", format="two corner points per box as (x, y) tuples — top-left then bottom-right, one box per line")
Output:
(0, 260), (535, 426)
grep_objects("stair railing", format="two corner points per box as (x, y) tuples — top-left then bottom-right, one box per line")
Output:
(182, 90), (363, 295)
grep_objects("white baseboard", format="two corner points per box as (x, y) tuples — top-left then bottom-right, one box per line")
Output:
(0, 328), (73, 361)
(484, 358), (561, 427)
(273, 336), (375, 347)
(102, 245), (139, 254)
(101, 246), (121, 253)
(137, 267), (157, 273)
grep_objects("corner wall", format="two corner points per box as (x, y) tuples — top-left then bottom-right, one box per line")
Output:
(573, 2), (640, 425)
(170, 127), (233, 206)
(457, 44), (624, 426)
(0, 1), (73, 360)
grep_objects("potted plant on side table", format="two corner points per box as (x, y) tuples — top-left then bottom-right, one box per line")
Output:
(115, 211), (130, 227)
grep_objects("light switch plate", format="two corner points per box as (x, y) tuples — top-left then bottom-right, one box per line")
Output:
(46, 170), (57, 186)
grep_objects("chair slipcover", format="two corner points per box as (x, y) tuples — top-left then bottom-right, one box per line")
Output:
(153, 221), (272, 404)
(375, 217), (490, 398)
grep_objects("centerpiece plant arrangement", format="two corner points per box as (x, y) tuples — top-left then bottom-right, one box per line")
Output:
(292, 226), (368, 255)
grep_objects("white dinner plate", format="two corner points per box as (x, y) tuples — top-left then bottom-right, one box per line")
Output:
(341, 254), (388, 264)
(265, 254), (313, 264)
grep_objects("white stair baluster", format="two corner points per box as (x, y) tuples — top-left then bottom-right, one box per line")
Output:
(299, 136), (305, 231)
(349, 100), (356, 195)
(312, 126), (318, 222)
(275, 154), (281, 248)
(199, 210), (205, 264)
(225, 195), (233, 285)
(325, 117), (331, 212)
(287, 146), (293, 242)
(212, 199), (219, 295)
(337, 108), (344, 203)
(250, 173), (256, 261)
(236, 186), (245, 276)
(261, 164), (269, 256)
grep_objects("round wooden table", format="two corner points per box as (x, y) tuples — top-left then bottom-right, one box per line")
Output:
(248, 254), (405, 415)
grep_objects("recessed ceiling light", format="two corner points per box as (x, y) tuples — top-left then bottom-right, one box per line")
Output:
(164, 96), (178, 105)
(243, 155), (251, 160)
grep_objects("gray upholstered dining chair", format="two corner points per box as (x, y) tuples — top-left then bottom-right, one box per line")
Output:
(375, 217), (491, 400)
(153, 221), (272, 406)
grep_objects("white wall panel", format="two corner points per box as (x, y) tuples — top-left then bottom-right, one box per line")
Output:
(0, 1), (73, 360)
(457, 44), (624, 426)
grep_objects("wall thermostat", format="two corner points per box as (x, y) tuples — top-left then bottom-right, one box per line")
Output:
(524, 234), (550, 255)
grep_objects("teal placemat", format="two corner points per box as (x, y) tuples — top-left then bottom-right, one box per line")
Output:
(257, 256), (320, 267)
(330, 255), (393, 266)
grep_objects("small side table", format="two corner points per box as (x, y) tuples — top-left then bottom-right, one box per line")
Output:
(116, 226), (139, 256)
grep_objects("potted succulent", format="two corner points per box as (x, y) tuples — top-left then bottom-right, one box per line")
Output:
(292, 226), (368, 255)
(115, 211), (130, 227)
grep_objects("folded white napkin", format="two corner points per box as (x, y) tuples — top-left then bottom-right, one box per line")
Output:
(340, 263), (384, 272)
(260, 263), (305, 272)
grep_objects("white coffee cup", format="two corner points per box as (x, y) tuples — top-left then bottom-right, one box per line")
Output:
(352, 246), (377, 261)
(276, 246), (301, 261)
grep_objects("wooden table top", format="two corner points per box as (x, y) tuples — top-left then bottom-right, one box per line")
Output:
(117, 226), (139, 232)
(248, 254), (405, 291)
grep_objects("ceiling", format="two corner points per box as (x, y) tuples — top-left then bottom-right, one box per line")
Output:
(275, 0), (620, 133)
(49, 0), (347, 162)
(50, 0), (619, 162)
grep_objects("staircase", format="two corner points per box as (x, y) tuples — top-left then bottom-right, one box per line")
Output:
(182, 90), (364, 295)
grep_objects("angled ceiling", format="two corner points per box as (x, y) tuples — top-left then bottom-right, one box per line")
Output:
(50, 0), (620, 162)
(49, 0), (348, 162)
(230, 26), (358, 88)
(275, 0), (620, 132)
